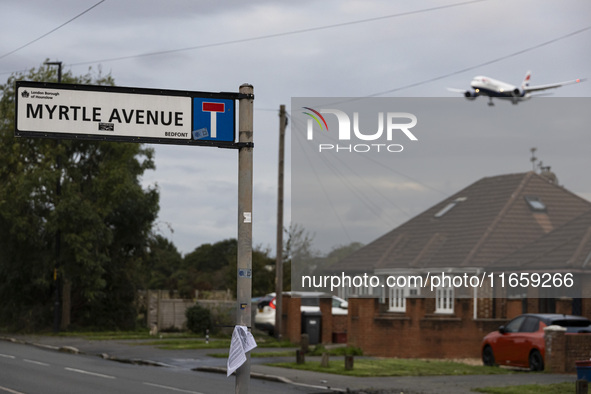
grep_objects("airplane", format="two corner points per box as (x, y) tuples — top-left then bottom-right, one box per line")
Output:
(448, 71), (586, 106)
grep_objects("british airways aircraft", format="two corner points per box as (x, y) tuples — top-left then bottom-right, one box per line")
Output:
(448, 71), (586, 106)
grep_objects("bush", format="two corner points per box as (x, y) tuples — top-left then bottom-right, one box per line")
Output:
(309, 345), (363, 356)
(185, 304), (213, 334)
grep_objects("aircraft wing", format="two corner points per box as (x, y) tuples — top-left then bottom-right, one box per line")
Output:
(447, 88), (467, 93)
(524, 78), (586, 93)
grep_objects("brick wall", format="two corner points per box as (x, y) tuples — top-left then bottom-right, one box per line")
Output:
(347, 297), (504, 358)
(333, 315), (348, 333)
(545, 326), (591, 373)
(555, 298), (573, 315)
(506, 299), (523, 319)
(567, 334), (591, 372)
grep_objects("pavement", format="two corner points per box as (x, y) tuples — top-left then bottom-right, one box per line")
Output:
(0, 334), (578, 394)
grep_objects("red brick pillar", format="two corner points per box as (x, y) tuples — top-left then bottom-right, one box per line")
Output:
(544, 325), (567, 373)
(282, 294), (302, 344)
(347, 298), (377, 351)
(319, 297), (333, 344)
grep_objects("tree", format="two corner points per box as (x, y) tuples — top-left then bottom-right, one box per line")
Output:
(142, 234), (183, 290)
(283, 223), (317, 264)
(178, 238), (238, 297)
(283, 223), (318, 287)
(0, 62), (159, 330)
(174, 238), (275, 298)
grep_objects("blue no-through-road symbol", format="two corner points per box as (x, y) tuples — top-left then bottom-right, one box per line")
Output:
(193, 97), (235, 142)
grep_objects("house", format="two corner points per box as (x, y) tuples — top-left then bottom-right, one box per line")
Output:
(311, 171), (591, 358)
(494, 207), (591, 316)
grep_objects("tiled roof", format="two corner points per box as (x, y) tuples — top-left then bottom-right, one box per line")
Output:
(495, 208), (591, 270)
(331, 172), (591, 273)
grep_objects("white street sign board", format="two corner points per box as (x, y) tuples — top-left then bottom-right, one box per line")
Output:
(15, 81), (244, 148)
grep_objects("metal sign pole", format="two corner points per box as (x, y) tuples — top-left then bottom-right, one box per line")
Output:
(235, 84), (254, 393)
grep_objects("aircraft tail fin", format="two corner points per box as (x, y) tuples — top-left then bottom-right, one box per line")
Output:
(522, 71), (532, 88)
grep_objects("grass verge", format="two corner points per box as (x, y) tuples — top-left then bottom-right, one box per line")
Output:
(144, 338), (295, 350)
(269, 358), (515, 377)
(50, 330), (294, 350)
(208, 350), (295, 358)
(472, 382), (574, 393)
(208, 345), (362, 358)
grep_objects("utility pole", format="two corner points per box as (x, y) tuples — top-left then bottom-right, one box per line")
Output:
(275, 105), (286, 339)
(45, 61), (62, 333)
(236, 84), (254, 394)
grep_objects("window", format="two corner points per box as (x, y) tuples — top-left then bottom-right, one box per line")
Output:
(388, 285), (421, 312)
(521, 316), (540, 333)
(504, 316), (526, 333)
(301, 297), (319, 307)
(435, 287), (454, 314)
(524, 195), (546, 212)
(434, 197), (467, 218)
(389, 287), (406, 312)
(346, 283), (375, 298)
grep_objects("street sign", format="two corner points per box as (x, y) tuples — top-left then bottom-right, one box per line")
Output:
(15, 81), (247, 148)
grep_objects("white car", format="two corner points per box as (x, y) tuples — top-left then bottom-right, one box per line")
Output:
(254, 291), (348, 335)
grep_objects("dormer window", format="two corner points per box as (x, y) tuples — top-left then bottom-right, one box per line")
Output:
(524, 195), (546, 212)
(434, 197), (467, 218)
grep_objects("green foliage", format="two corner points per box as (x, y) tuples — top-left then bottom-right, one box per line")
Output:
(176, 238), (236, 297)
(309, 345), (363, 356)
(185, 304), (213, 334)
(0, 61), (159, 330)
(175, 238), (275, 298)
(142, 235), (183, 290)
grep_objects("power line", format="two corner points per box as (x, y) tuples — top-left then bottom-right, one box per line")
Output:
(290, 115), (353, 243)
(64, 0), (485, 68)
(0, 0), (106, 61)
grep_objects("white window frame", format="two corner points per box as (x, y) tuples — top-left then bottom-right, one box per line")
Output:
(435, 287), (454, 314)
(389, 286), (406, 312)
(388, 285), (421, 312)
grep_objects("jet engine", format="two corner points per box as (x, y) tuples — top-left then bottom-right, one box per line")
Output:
(464, 90), (478, 100)
(511, 88), (526, 104)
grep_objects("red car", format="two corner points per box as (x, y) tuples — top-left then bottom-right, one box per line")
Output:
(481, 313), (591, 371)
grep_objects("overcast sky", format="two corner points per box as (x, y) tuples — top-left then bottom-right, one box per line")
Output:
(2, 0), (590, 256)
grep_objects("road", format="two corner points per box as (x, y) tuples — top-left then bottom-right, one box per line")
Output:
(0, 341), (319, 394)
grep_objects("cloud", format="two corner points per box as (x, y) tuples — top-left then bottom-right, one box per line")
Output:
(2, 0), (590, 255)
